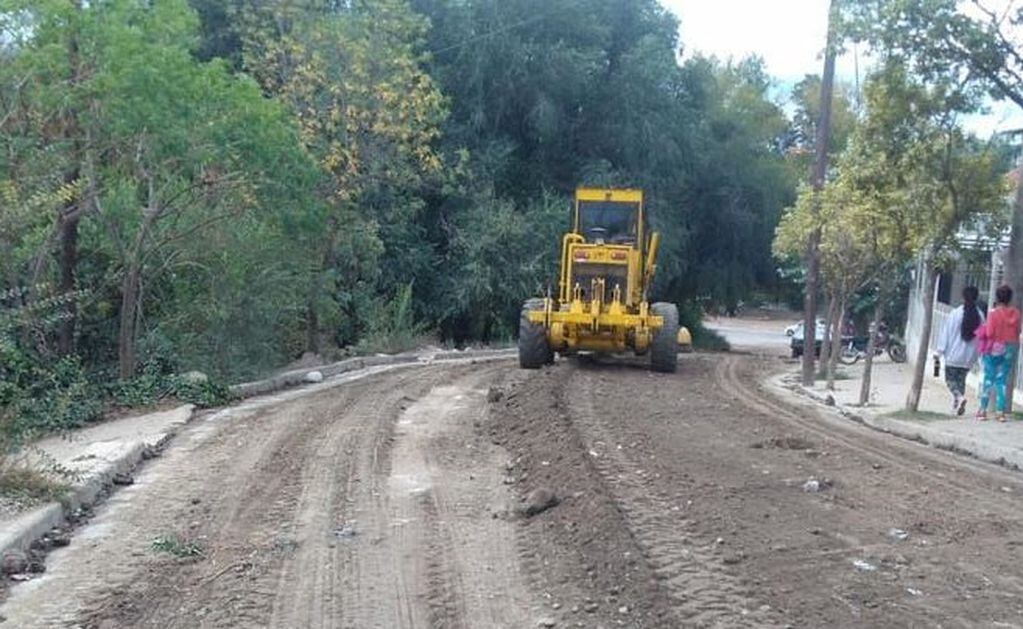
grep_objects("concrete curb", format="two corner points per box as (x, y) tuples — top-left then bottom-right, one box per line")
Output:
(229, 348), (517, 400)
(779, 374), (1023, 472)
(0, 404), (194, 558)
(0, 347), (517, 560)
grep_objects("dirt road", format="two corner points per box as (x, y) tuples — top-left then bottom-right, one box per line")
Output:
(7, 350), (1023, 627)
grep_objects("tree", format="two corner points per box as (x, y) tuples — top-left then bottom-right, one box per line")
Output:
(844, 0), (1023, 408)
(840, 64), (1006, 409)
(238, 0), (447, 351)
(775, 180), (875, 389)
(777, 61), (1007, 406)
(2, 0), (322, 379)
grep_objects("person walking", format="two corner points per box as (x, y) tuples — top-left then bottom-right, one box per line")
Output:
(935, 286), (984, 416)
(977, 285), (1021, 422)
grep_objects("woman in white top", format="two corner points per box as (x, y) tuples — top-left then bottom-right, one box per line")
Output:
(935, 286), (985, 416)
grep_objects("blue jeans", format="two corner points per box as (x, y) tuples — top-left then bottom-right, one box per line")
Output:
(980, 344), (1019, 412)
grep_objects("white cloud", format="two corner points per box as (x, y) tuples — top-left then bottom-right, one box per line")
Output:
(667, 0), (839, 81)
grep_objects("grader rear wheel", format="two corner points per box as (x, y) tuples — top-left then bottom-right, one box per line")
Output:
(519, 299), (552, 369)
(650, 302), (679, 373)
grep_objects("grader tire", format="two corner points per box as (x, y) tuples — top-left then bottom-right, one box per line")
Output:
(650, 302), (679, 373)
(519, 299), (552, 369)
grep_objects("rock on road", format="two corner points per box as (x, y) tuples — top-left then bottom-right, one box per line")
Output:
(6, 348), (1023, 627)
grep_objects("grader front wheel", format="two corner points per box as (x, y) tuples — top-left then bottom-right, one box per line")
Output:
(650, 302), (679, 373)
(519, 298), (552, 369)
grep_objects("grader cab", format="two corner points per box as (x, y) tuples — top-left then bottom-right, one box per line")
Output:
(518, 187), (691, 372)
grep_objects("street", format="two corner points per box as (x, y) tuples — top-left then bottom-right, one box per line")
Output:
(5, 339), (1023, 627)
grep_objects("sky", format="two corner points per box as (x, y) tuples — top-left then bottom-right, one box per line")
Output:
(664, 0), (1023, 136)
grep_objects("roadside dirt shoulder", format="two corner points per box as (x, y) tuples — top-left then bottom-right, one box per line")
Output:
(1, 361), (539, 628)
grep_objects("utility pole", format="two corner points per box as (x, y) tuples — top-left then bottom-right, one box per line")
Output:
(802, 0), (839, 387)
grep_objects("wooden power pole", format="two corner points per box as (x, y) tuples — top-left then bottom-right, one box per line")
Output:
(802, 0), (839, 387)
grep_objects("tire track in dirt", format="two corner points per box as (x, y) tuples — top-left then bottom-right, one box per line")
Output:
(710, 352), (1023, 624)
(0, 360), (535, 629)
(717, 354), (1023, 518)
(84, 367), (441, 629)
(307, 366), (533, 629)
(564, 363), (775, 628)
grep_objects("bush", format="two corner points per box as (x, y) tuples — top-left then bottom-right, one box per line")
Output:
(2, 353), (103, 439)
(108, 364), (234, 410)
(355, 283), (430, 354)
(170, 376), (233, 408)
(679, 302), (730, 352)
(107, 366), (169, 408)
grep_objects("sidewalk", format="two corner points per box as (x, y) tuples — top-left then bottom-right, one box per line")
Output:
(0, 404), (194, 561)
(784, 358), (1023, 471)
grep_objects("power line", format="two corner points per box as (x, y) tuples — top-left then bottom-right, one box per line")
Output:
(430, 13), (548, 57)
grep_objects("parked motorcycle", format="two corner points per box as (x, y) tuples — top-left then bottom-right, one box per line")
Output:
(838, 323), (907, 364)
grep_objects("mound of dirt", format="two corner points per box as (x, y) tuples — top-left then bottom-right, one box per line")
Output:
(485, 365), (678, 627)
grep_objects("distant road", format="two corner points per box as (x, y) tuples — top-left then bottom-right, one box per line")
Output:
(704, 315), (793, 352)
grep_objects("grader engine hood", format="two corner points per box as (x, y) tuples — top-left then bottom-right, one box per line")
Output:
(569, 245), (631, 304)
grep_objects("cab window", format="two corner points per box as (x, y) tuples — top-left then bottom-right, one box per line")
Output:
(577, 202), (639, 244)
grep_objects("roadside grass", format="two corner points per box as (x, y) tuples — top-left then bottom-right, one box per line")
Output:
(0, 466), (70, 506)
(151, 534), (205, 559)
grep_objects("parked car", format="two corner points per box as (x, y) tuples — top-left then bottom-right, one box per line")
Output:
(787, 319), (827, 358)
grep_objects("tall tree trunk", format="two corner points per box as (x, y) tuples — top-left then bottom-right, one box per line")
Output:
(906, 263), (938, 411)
(801, 0), (838, 387)
(118, 261), (141, 380)
(818, 294), (836, 378)
(117, 199), (159, 380)
(859, 300), (885, 406)
(57, 206), (79, 355)
(827, 293), (847, 390)
(305, 288), (321, 355)
(801, 230), (822, 385)
(58, 0), (84, 356)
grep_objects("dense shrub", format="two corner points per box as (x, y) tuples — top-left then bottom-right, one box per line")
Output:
(0, 344), (103, 440)
(679, 303), (730, 352)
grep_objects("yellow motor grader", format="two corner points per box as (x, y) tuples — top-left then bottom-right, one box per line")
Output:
(519, 187), (691, 372)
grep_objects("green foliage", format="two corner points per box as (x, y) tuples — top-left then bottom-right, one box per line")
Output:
(107, 360), (232, 409)
(170, 376), (233, 409)
(776, 61), (1008, 313)
(20, 357), (103, 434)
(437, 191), (566, 342)
(1, 302), (103, 440)
(355, 283), (429, 354)
(2, 0), (804, 441)
(678, 303), (730, 352)
(151, 534), (205, 559)
(106, 368), (167, 409)
(841, 0), (1023, 110)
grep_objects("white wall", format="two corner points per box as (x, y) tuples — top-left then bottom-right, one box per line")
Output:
(905, 256), (1023, 402)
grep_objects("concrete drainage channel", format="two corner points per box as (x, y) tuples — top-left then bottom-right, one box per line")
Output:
(0, 348), (516, 578)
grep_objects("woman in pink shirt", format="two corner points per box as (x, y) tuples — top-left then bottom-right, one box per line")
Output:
(977, 285), (1021, 421)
